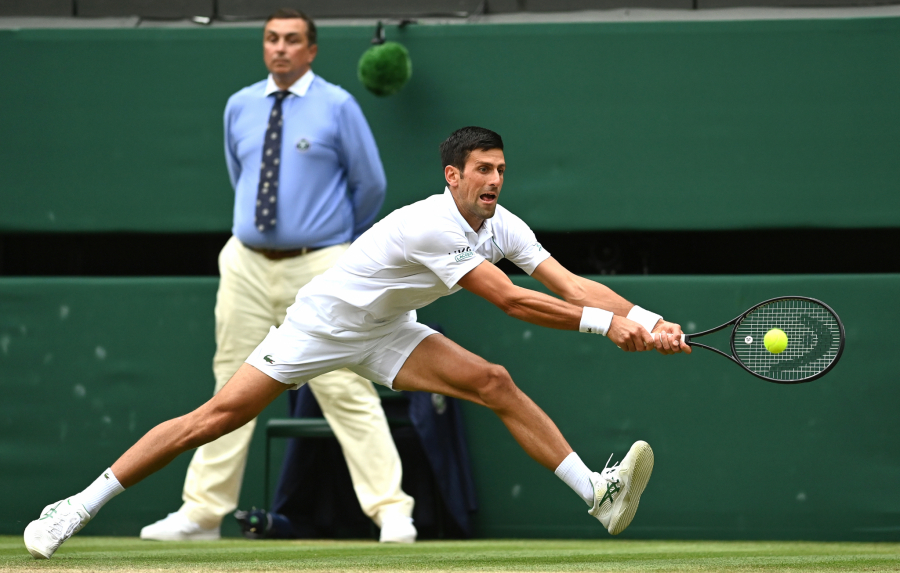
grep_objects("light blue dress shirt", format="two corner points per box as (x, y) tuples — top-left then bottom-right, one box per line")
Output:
(225, 71), (387, 249)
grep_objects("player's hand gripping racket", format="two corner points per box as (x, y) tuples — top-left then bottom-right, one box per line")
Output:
(653, 296), (844, 384)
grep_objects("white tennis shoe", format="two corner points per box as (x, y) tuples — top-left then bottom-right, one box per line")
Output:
(588, 440), (654, 535)
(140, 511), (221, 541)
(378, 514), (417, 543)
(24, 498), (91, 559)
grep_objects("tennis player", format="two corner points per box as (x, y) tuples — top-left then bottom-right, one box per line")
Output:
(24, 126), (689, 559)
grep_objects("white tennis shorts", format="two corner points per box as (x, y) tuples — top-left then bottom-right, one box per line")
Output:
(245, 318), (437, 390)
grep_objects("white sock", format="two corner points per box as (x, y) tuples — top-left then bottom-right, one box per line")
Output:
(555, 452), (594, 506)
(75, 468), (125, 517)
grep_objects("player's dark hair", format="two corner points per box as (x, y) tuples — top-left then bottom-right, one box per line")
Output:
(440, 126), (504, 171)
(265, 8), (317, 46)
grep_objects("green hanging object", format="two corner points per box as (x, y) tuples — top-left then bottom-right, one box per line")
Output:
(357, 22), (412, 97)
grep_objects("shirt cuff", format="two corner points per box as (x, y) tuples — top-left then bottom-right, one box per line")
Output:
(443, 255), (485, 289)
(521, 248), (552, 275)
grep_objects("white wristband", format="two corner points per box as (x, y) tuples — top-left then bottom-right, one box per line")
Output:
(580, 307), (614, 336)
(627, 305), (663, 333)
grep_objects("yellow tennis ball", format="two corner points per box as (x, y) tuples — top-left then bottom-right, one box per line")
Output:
(764, 328), (788, 354)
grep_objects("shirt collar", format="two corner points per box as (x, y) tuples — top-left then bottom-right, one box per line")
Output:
(264, 69), (315, 98)
(442, 187), (494, 247)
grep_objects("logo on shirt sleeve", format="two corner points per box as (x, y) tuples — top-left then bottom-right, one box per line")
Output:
(533, 242), (543, 251)
(450, 247), (474, 262)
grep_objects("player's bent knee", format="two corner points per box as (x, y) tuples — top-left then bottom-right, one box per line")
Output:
(476, 364), (516, 408)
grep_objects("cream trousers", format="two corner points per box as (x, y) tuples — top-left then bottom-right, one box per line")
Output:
(180, 236), (413, 529)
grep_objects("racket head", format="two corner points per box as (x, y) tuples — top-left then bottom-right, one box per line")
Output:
(729, 296), (845, 384)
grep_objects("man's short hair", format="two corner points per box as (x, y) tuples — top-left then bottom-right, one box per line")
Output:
(440, 126), (504, 171)
(265, 8), (317, 46)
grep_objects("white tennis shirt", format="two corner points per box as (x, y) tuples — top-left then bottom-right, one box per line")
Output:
(285, 188), (551, 339)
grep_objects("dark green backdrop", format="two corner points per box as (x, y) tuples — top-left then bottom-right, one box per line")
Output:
(1, 276), (897, 540)
(1, 16), (899, 231)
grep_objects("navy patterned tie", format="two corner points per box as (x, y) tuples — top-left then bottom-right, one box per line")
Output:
(256, 90), (289, 232)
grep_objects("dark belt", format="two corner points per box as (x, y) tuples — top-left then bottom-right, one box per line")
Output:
(246, 244), (323, 261)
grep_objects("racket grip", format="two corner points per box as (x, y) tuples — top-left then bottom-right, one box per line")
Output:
(651, 333), (687, 343)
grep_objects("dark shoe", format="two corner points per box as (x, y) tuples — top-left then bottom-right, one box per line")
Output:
(234, 508), (272, 539)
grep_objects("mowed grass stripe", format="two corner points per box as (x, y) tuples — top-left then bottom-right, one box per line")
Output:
(1, 538), (898, 572)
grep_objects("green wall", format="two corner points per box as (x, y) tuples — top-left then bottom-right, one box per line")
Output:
(2, 16), (899, 232)
(0, 278), (288, 539)
(2, 275), (897, 540)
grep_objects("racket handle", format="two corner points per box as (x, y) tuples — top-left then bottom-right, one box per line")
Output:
(651, 333), (687, 343)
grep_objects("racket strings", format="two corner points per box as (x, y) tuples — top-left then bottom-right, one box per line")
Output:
(732, 299), (841, 382)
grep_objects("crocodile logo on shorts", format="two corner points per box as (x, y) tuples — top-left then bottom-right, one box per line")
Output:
(263, 354), (275, 364)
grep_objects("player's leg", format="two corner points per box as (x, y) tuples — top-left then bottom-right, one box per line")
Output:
(113, 364), (287, 487)
(24, 363), (287, 559)
(393, 333), (571, 471)
(392, 332), (654, 536)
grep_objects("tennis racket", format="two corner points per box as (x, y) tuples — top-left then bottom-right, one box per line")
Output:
(653, 296), (845, 384)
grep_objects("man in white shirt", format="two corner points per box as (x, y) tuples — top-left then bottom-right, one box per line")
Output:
(24, 126), (690, 560)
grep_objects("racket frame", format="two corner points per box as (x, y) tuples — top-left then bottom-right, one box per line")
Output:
(685, 296), (845, 384)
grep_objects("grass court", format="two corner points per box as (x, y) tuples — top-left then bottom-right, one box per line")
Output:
(1, 537), (898, 572)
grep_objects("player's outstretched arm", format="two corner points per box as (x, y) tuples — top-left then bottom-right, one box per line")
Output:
(457, 260), (654, 352)
(531, 257), (634, 314)
(530, 257), (690, 355)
